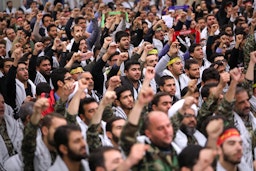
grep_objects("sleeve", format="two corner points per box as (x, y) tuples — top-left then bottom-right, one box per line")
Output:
(22, 122), (38, 171)
(86, 123), (102, 153)
(86, 18), (100, 51)
(119, 122), (139, 156)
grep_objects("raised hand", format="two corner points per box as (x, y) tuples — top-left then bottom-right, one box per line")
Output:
(144, 66), (155, 82)
(229, 67), (242, 83)
(101, 90), (117, 106)
(206, 118), (224, 139)
(108, 76), (121, 91)
(78, 77), (88, 91)
(31, 97), (49, 125)
(103, 37), (113, 49)
(138, 86), (154, 106)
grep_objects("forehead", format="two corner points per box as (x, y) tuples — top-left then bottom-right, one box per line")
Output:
(189, 63), (199, 69)
(51, 117), (67, 128)
(81, 72), (92, 78)
(120, 90), (132, 97)
(223, 136), (242, 144)
(164, 78), (175, 84)
(149, 112), (170, 126)
(112, 119), (126, 127)
(146, 55), (158, 60)
(235, 90), (248, 101)
(68, 130), (83, 141)
(128, 64), (140, 70)
(159, 95), (172, 102)
(185, 108), (195, 115)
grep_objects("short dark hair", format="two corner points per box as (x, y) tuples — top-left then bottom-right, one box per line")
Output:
(36, 82), (51, 96)
(158, 75), (174, 87)
(40, 112), (65, 129)
(114, 86), (131, 101)
(0, 58), (13, 69)
(42, 14), (52, 24)
(115, 31), (129, 43)
(124, 60), (140, 71)
(188, 43), (201, 54)
(54, 125), (81, 156)
(50, 68), (68, 91)
(106, 116), (125, 132)
(201, 83), (218, 99)
(46, 24), (57, 32)
(89, 146), (121, 171)
(78, 97), (98, 115)
(184, 59), (199, 70)
(201, 67), (220, 83)
(36, 56), (51, 67)
(74, 16), (85, 24)
(151, 92), (171, 106)
(178, 145), (203, 168)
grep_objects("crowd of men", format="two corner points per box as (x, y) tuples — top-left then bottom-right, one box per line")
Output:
(0, 0), (256, 170)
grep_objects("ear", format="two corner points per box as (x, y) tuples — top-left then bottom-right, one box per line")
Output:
(115, 99), (121, 106)
(57, 80), (64, 88)
(184, 69), (189, 75)
(79, 114), (85, 122)
(41, 126), (49, 137)
(152, 104), (157, 111)
(159, 86), (163, 92)
(106, 131), (113, 140)
(59, 144), (68, 155)
(145, 129), (151, 139)
(167, 65), (172, 71)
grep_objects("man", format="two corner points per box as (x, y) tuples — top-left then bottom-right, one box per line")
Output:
(216, 127), (250, 171)
(0, 93), (22, 167)
(113, 86), (134, 120)
(201, 14), (219, 40)
(46, 24), (58, 40)
(39, 14), (53, 37)
(120, 60), (142, 100)
(4, 28), (16, 58)
(77, 97), (107, 142)
(48, 125), (89, 171)
(4, 48), (36, 113)
(5, 1), (16, 14)
(0, 58), (13, 78)
(105, 117), (126, 147)
(159, 75), (179, 104)
(155, 42), (187, 99)
(115, 31), (133, 57)
(178, 145), (216, 171)
(0, 40), (6, 59)
(189, 43), (211, 78)
(151, 92), (172, 114)
(184, 58), (200, 83)
(79, 71), (101, 102)
(170, 98), (207, 150)
(249, 83), (256, 116)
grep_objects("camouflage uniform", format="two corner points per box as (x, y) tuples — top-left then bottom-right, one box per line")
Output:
(86, 123), (102, 153)
(120, 122), (179, 171)
(243, 33), (256, 83)
(22, 99), (77, 171)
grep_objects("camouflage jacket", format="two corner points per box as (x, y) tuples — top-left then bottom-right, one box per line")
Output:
(120, 122), (179, 171)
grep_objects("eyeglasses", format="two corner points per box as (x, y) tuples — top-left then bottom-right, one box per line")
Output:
(64, 76), (74, 81)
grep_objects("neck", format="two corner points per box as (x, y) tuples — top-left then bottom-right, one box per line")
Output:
(132, 81), (139, 89)
(123, 108), (131, 116)
(240, 114), (249, 123)
(219, 159), (237, 171)
(171, 72), (179, 80)
(62, 156), (81, 171)
(42, 136), (55, 152)
(194, 58), (203, 67)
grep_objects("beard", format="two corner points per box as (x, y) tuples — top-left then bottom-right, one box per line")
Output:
(112, 133), (119, 144)
(180, 124), (196, 137)
(67, 146), (87, 161)
(223, 152), (241, 165)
